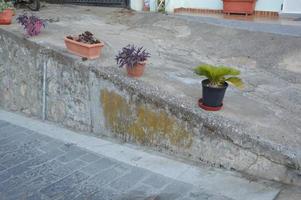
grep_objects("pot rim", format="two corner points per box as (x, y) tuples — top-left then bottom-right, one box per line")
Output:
(64, 37), (104, 48)
(126, 61), (147, 68)
(202, 79), (228, 89)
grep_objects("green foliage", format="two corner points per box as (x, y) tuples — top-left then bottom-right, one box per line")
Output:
(0, 0), (13, 13)
(194, 64), (244, 89)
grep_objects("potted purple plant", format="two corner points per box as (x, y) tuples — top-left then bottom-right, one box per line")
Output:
(116, 45), (150, 77)
(17, 13), (46, 37)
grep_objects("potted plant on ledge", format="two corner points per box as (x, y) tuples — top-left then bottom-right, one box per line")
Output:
(194, 64), (244, 111)
(0, 0), (14, 25)
(116, 45), (150, 78)
(65, 31), (104, 59)
(222, 0), (257, 15)
(17, 13), (46, 37)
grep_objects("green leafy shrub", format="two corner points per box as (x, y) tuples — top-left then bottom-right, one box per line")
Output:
(0, 0), (13, 13)
(194, 64), (244, 89)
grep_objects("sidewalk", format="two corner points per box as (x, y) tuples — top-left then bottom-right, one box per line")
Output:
(0, 110), (281, 200)
(174, 13), (301, 37)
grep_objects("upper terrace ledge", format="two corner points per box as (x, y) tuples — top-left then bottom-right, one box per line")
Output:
(1, 3), (301, 183)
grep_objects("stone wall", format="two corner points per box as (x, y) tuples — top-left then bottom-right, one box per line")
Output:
(0, 29), (300, 186)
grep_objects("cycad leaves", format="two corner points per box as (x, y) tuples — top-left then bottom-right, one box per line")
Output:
(194, 64), (244, 89)
(225, 77), (244, 89)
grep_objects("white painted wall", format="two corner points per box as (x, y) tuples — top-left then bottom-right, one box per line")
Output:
(131, 0), (158, 11)
(255, 0), (283, 12)
(165, 0), (284, 13)
(131, 0), (144, 11)
(282, 0), (301, 14)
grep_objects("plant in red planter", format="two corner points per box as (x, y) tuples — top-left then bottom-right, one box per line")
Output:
(194, 64), (244, 111)
(65, 31), (104, 59)
(223, 0), (257, 15)
(17, 13), (46, 36)
(116, 45), (150, 78)
(0, 0), (14, 25)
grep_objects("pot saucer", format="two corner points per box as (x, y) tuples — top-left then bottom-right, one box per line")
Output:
(198, 98), (223, 111)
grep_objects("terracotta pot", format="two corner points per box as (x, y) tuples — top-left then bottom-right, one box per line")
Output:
(126, 62), (146, 77)
(223, 0), (256, 15)
(64, 37), (104, 59)
(0, 9), (13, 25)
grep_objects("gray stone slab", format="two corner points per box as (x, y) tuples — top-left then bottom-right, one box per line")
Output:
(74, 187), (120, 200)
(160, 181), (193, 200)
(79, 152), (102, 163)
(0, 120), (9, 128)
(110, 167), (151, 192)
(143, 174), (172, 189)
(56, 148), (87, 163)
(0, 160), (64, 193)
(0, 149), (63, 183)
(0, 131), (29, 146)
(40, 171), (90, 199)
(0, 124), (28, 139)
(80, 158), (117, 175)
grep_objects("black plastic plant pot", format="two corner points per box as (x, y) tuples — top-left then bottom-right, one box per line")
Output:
(202, 79), (228, 107)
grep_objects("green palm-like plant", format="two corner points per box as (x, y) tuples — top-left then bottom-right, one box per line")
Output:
(194, 64), (244, 89)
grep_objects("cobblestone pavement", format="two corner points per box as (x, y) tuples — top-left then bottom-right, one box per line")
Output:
(0, 120), (232, 200)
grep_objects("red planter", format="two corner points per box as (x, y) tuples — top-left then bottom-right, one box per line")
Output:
(0, 9), (13, 25)
(64, 37), (104, 59)
(223, 0), (256, 15)
(126, 62), (146, 77)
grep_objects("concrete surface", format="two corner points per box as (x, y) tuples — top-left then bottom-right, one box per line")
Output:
(0, 110), (282, 200)
(0, 3), (301, 186)
(276, 185), (301, 200)
(174, 14), (301, 36)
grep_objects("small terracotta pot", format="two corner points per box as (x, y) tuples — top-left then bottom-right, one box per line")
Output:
(64, 37), (104, 59)
(0, 9), (14, 25)
(126, 62), (146, 77)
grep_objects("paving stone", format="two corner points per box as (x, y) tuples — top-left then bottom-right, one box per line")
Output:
(0, 149), (63, 183)
(79, 152), (102, 163)
(58, 143), (79, 152)
(38, 140), (65, 154)
(1, 161), (80, 199)
(80, 158), (116, 175)
(0, 120), (9, 127)
(57, 168), (123, 200)
(64, 159), (88, 171)
(159, 181), (193, 200)
(40, 171), (90, 198)
(183, 189), (234, 200)
(110, 167), (151, 192)
(128, 184), (160, 199)
(81, 166), (127, 189)
(0, 164), (5, 172)
(75, 187), (121, 200)
(0, 160), (63, 193)
(51, 172), (124, 200)
(0, 124), (27, 137)
(143, 174), (172, 189)
(21, 192), (52, 200)
(56, 148), (87, 163)
(0, 131), (29, 146)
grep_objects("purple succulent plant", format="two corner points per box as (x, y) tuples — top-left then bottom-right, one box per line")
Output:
(115, 45), (150, 68)
(17, 13), (46, 37)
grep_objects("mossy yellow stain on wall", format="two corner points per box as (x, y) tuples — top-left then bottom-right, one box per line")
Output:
(100, 89), (193, 148)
